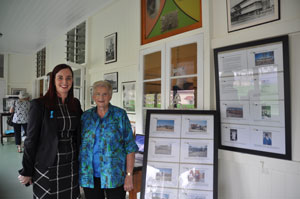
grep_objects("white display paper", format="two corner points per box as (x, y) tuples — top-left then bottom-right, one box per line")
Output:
(181, 115), (214, 139)
(180, 139), (214, 164)
(149, 114), (181, 138)
(179, 164), (214, 191)
(147, 138), (180, 162)
(145, 162), (180, 188)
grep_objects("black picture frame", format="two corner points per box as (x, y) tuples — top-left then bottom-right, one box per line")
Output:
(104, 32), (117, 64)
(141, 109), (219, 199)
(226, 0), (280, 32)
(11, 88), (26, 95)
(104, 72), (118, 93)
(213, 35), (291, 160)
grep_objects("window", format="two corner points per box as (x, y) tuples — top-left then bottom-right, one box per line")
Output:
(36, 48), (46, 78)
(66, 21), (86, 64)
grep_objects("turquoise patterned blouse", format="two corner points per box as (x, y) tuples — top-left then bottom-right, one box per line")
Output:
(79, 104), (138, 188)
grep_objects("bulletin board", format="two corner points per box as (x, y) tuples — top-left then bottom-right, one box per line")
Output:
(141, 109), (218, 199)
(213, 35), (291, 160)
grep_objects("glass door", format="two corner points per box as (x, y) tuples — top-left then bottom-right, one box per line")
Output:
(139, 44), (165, 133)
(166, 34), (204, 109)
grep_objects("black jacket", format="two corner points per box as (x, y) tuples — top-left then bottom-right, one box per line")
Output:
(19, 98), (82, 176)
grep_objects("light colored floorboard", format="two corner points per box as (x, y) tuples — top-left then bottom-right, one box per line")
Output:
(0, 140), (32, 199)
(0, 139), (131, 199)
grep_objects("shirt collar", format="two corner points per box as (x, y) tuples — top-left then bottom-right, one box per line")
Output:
(92, 103), (112, 121)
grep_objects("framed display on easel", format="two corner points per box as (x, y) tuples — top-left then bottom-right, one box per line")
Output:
(141, 109), (218, 199)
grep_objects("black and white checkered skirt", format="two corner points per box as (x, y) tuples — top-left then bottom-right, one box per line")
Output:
(32, 137), (80, 199)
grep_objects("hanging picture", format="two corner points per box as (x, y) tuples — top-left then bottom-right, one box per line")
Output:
(141, 0), (202, 44)
(104, 32), (117, 64)
(89, 86), (96, 107)
(214, 35), (291, 160)
(226, 0), (280, 32)
(104, 72), (118, 92)
(122, 81), (136, 113)
(11, 88), (26, 95)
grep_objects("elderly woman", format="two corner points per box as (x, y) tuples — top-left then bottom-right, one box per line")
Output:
(79, 80), (138, 199)
(10, 91), (30, 153)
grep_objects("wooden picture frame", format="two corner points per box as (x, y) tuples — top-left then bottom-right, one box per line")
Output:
(104, 32), (117, 64)
(141, 0), (202, 45)
(214, 35), (291, 160)
(226, 0), (280, 32)
(104, 72), (118, 93)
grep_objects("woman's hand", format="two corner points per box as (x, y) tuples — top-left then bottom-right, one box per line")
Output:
(124, 175), (134, 192)
(18, 175), (32, 185)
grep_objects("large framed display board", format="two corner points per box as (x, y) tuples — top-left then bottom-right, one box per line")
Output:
(214, 35), (291, 160)
(141, 110), (218, 199)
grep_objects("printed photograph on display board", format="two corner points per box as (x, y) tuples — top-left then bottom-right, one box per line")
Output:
(214, 35), (291, 160)
(141, 0), (202, 44)
(226, 0), (280, 32)
(141, 110), (218, 199)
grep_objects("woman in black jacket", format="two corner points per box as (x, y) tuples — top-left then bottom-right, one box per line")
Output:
(18, 64), (83, 199)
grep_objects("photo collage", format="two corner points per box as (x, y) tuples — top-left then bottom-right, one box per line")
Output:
(142, 112), (216, 199)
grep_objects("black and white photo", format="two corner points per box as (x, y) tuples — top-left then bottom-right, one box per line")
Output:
(227, 0), (280, 32)
(103, 72), (118, 92)
(104, 32), (117, 64)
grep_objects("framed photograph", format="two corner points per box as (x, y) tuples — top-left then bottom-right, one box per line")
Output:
(226, 0), (280, 32)
(104, 32), (117, 64)
(11, 88), (26, 95)
(89, 86), (96, 107)
(104, 72), (118, 93)
(141, 0), (202, 45)
(122, 81), (136, 113)
(214, 35), (291, 160)
(141, 109), (218, 199)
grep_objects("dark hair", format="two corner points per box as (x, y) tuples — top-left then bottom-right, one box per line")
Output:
(41, 64), (78, 112)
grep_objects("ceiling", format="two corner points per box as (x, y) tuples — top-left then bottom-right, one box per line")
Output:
(0, 0), (114, 55)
